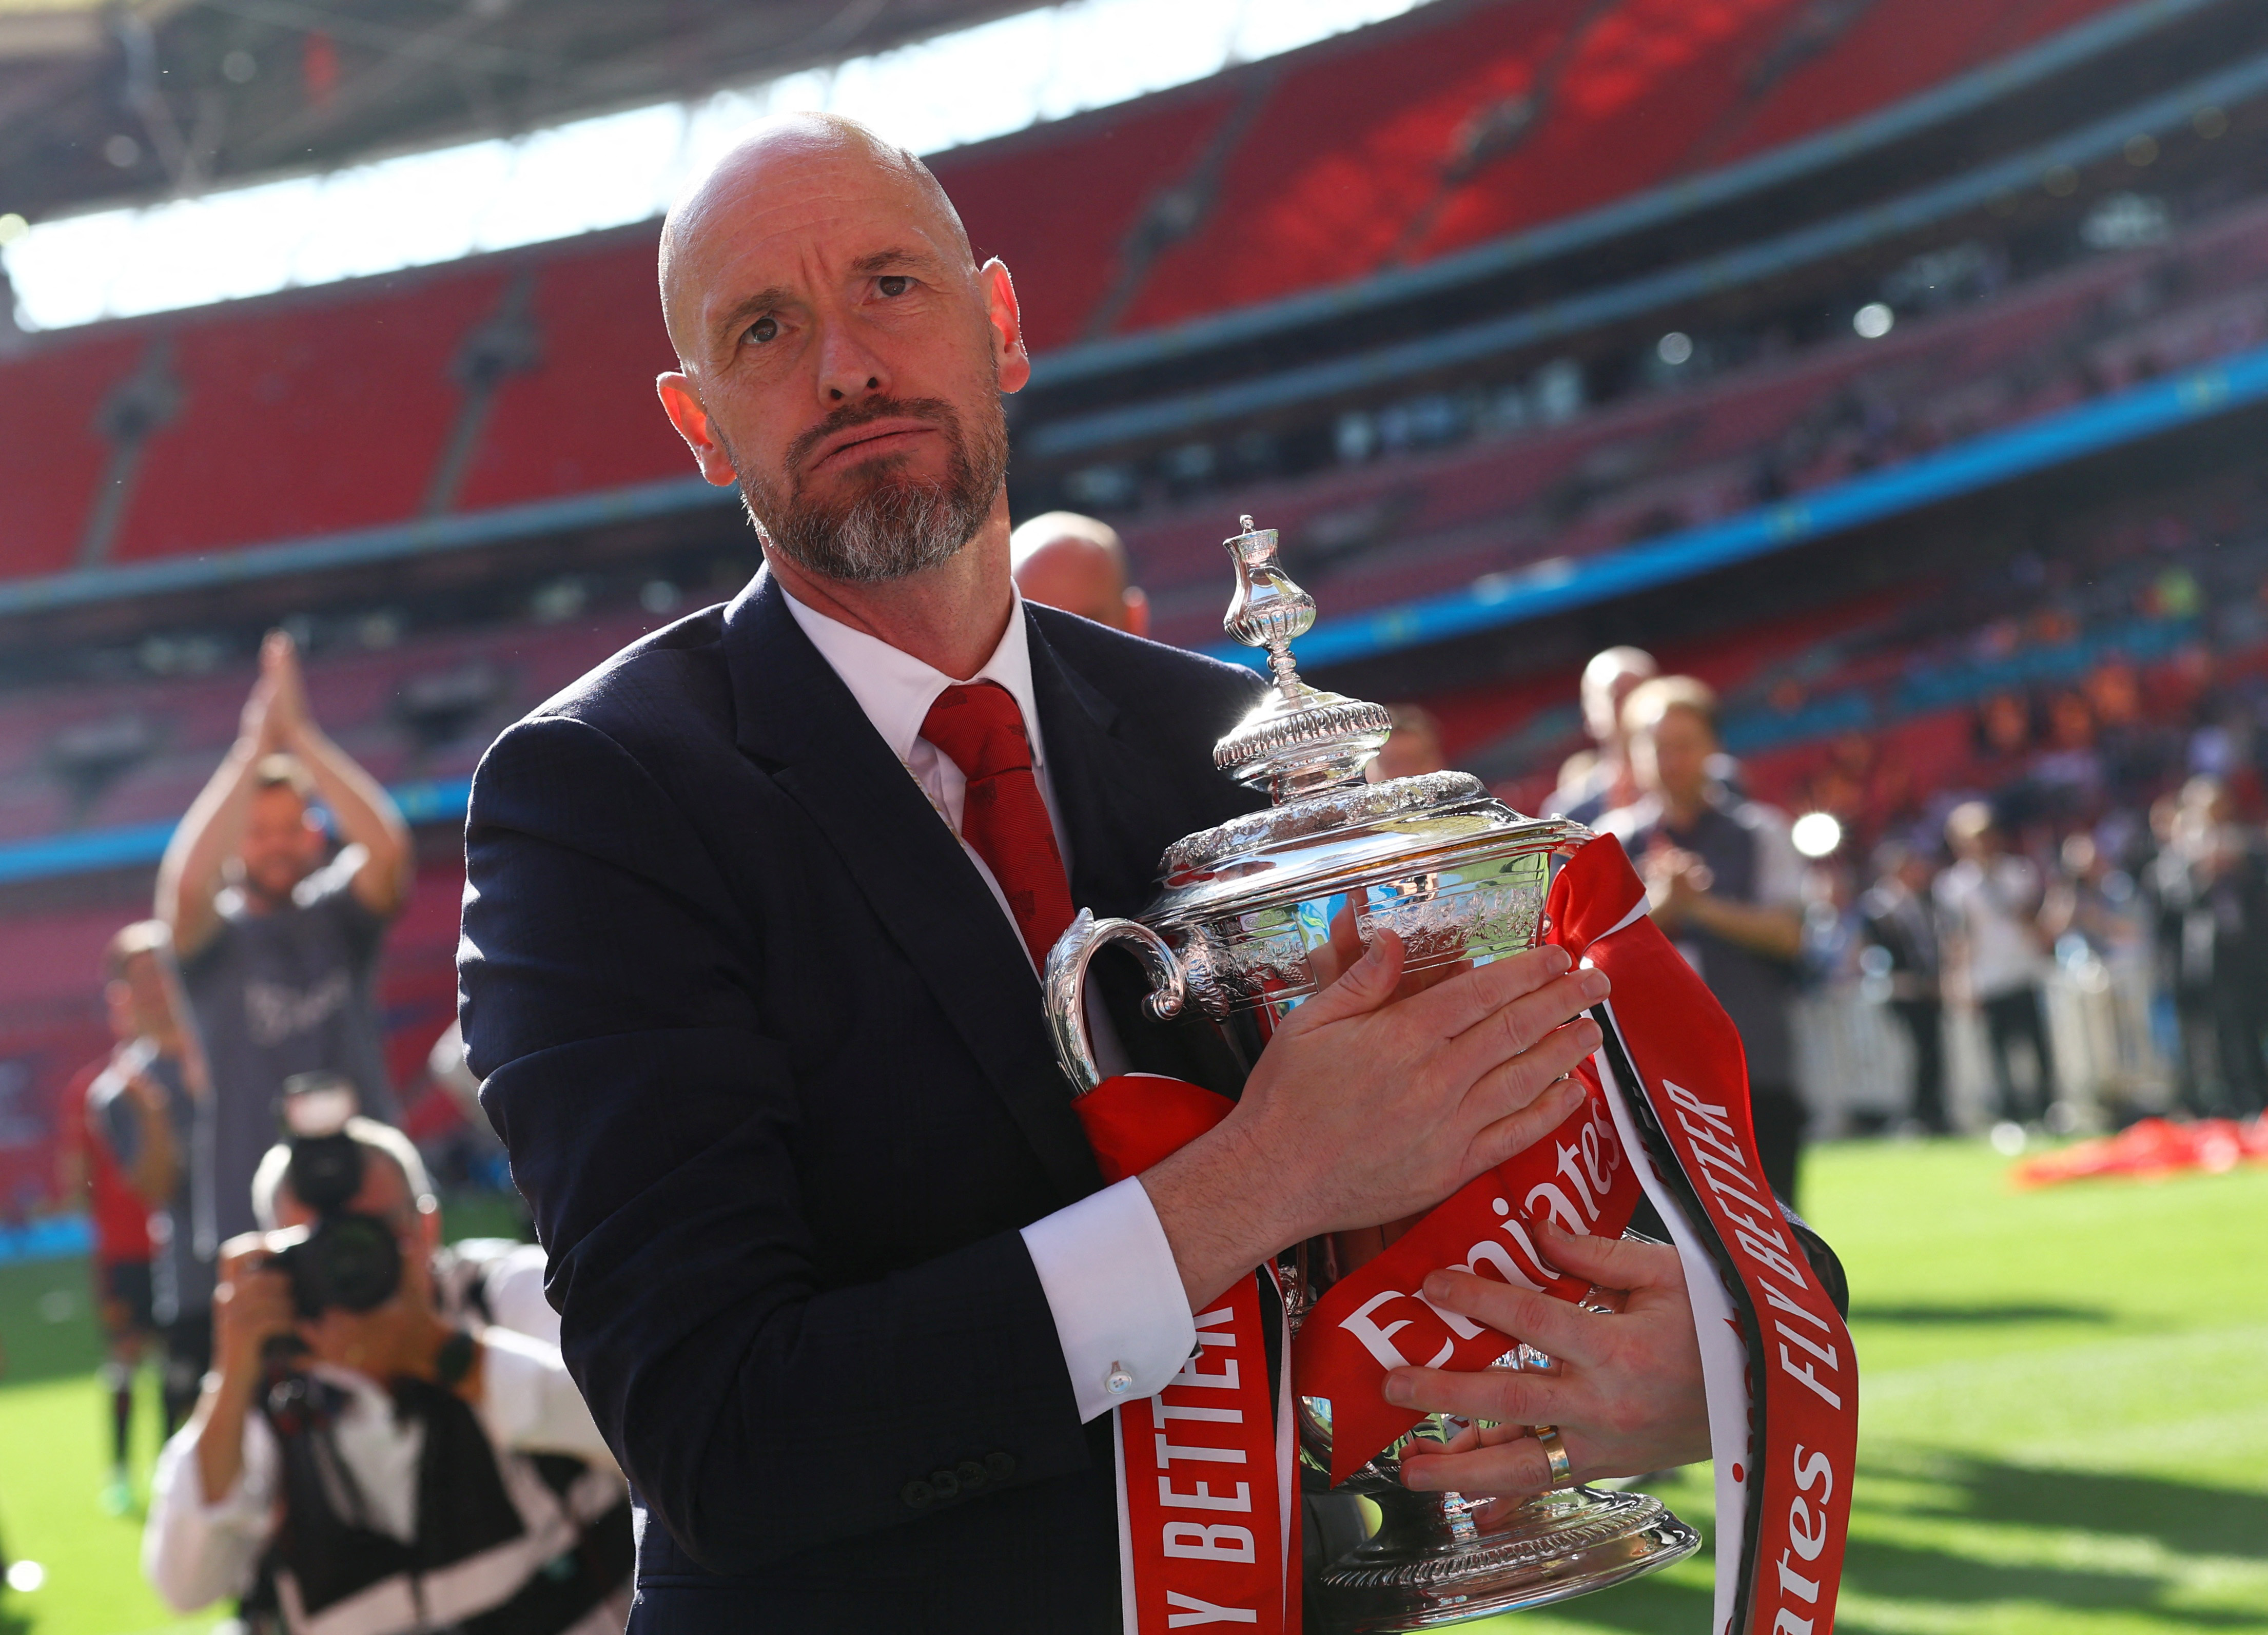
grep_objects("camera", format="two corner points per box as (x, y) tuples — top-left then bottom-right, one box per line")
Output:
(265, 1073), (402, 1319)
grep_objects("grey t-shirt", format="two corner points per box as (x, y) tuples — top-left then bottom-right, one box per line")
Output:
(1609, 791), (1805, 1089)
(180, 851), (400, 1242)
(90, 1051), (214, 1327)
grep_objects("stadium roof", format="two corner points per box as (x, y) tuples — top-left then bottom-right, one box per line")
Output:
(0, 0), (1049, 223)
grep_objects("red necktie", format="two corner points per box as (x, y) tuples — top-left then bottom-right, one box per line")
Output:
(920, 681), (1076, 970)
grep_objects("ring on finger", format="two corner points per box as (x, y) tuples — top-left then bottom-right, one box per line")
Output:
(1531, 1424), (1572, 1488)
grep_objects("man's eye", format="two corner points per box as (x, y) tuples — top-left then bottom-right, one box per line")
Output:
(746, 316), (779, 345)
(877, 275), (912, 297)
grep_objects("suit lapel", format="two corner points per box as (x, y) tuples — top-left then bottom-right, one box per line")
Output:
(1027, 613), (1264, 1096)
(722, 572), (1101, 1202)
(1026, 621), (1176, 923)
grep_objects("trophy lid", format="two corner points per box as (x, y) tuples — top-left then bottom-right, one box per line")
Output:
(1213, 516), (1393, 803)
(1139, 514), (1589, 938)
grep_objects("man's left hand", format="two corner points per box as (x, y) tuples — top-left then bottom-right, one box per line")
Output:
(1384, 1223), (1711, 1496)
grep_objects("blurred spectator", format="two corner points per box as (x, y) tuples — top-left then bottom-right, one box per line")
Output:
(1552, 646), (1657, 824)
(58, 924), (170, 1510)
(1009, 511), (1150, 635)
(2148, 777), (2268, 1115)
(144, 1120), (632, 1633)
(1937, 801), (2057, 1125)
(155, 631), (410, 1245)
(1605, 677), (1809, 1202)
(1368, 704), (1450, 781)
(1858, 843), (1950, 1134)
(82, 924), (217, 1453)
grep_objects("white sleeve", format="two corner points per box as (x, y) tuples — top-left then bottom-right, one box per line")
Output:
(480, 1243), (561, 1348)
(143, 1413), (279, 1613)
(479, 1326), (619, 1471)
(1021, 1174), (1197, 1424)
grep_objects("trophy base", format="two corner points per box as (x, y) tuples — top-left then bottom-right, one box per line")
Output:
(1313, 1482), (1701, 1633)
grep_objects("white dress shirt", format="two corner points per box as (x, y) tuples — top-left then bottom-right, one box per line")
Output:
(781, 583), (1196, 1422)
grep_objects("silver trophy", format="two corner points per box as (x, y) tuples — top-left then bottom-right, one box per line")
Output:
(1044, 517), (1699, 1631)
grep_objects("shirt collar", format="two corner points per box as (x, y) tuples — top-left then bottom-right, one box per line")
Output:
(779, 579), (1047, 769)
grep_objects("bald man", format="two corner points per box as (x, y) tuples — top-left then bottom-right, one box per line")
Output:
(1551, 645), (1658, 825)
(1011, 511), (1149, 635)
(459, 115), (1701, 1633)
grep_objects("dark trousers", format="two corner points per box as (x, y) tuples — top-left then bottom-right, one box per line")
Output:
(1980, 987), (2055, 1123)
(1889, 997), (1949, 1133)
(1749, 1082), (1807, 1208)
(2210, 978), (2268, 1116)
(160, 1311), (211, 1436)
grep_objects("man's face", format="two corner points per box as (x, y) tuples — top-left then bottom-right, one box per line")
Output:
(276, 1149), (442, 1371)
(107, 950), (173, 1041)
(1634, 706), (1714, 806)
(658, 130), (1025, 584)
(1583, 664), (1650, 746)
(239, 785), (322, 902)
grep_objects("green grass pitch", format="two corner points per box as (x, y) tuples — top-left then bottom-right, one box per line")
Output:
(0, 1143), (2262, 1634)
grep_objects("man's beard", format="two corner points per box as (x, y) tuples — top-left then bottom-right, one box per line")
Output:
(733, 394), (1008, 584)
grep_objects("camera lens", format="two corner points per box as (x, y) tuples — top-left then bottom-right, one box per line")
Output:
(287, 1215), (403, 1317)
(285, 1132), (366, 1215)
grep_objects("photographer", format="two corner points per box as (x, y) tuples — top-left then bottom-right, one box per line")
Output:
(143, 1097), (631, 1635)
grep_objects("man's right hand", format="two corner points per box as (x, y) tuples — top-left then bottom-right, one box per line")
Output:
(211, 1233), (298, 1397)
(1141, 931), (1605, 1309)
(192, 1233), (300, 1506)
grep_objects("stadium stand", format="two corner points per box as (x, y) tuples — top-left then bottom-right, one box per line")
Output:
(0, 329), (150, 578)
(108, 270), (512, 563)
(3, 0), (2243, 585)
(451, 239), (690, 510)
(1109, 0), (2136, 333)
(5, 0), (2268, 1209)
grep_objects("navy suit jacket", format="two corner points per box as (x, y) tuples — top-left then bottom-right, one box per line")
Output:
(459, 569), (1267, 1632)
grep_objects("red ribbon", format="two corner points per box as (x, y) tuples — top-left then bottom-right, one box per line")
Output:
(1076, 1076), (1299, 1635)
(1551, 836), (1858, 1635)
(1290, 1080), (1640, 1485)
(1080, 833), (1856, 1632)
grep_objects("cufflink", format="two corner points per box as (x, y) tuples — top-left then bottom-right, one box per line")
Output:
(1104, 1361), (1136, 1397)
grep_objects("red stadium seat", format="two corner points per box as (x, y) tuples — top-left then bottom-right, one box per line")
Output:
(0, 331), (148, 578)
(108, 270), (509, 562)
(453, 234), (691, 509)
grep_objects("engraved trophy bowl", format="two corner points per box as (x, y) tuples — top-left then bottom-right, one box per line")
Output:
(1043, 518), (1699, 1631)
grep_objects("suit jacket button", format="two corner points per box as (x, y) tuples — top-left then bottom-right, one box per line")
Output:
(955, 1458), (987, 1492)
(985, 1451), (1017, 1481)
(902, 1480), (934, 1509)
(929, 1468), (961, 1501)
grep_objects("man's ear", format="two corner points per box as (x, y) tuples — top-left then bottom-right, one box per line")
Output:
(657, 373), (741, 488)
(1123, 586), (1151, 639)
(981, 258), (1030, 395)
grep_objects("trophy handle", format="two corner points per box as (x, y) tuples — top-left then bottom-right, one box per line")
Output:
(1043, 908), (1188, 1095)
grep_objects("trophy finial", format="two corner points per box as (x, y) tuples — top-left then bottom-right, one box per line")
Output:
(1213, 514), (1393, 802)
(1221, 514), (1317, 693)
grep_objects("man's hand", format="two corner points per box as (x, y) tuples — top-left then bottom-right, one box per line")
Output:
(1640, 842), (1711, 931)
(1142, 935), (1606, 1308)
(259, 631), (314, 748)
(195, 1233), (301, 1506)
(1386, 1225), (1710, 1497)
(211, 1234), (298, 1395)
(238, 672), (280, 755)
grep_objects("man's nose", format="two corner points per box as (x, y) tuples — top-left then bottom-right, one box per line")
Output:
(815, 319), (890, 405)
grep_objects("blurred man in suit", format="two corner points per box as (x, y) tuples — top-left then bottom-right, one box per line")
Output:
(1009, 510), (1149, 635)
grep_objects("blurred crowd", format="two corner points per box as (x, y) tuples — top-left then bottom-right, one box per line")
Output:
(47, 634), (629, 1635)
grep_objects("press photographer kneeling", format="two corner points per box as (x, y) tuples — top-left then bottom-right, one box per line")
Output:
(144, 1079), (633, 1635)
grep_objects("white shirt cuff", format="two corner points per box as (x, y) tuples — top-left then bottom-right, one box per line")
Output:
(1021, 1175), (1196, 1423)
(480, 1327), (620, 1470)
